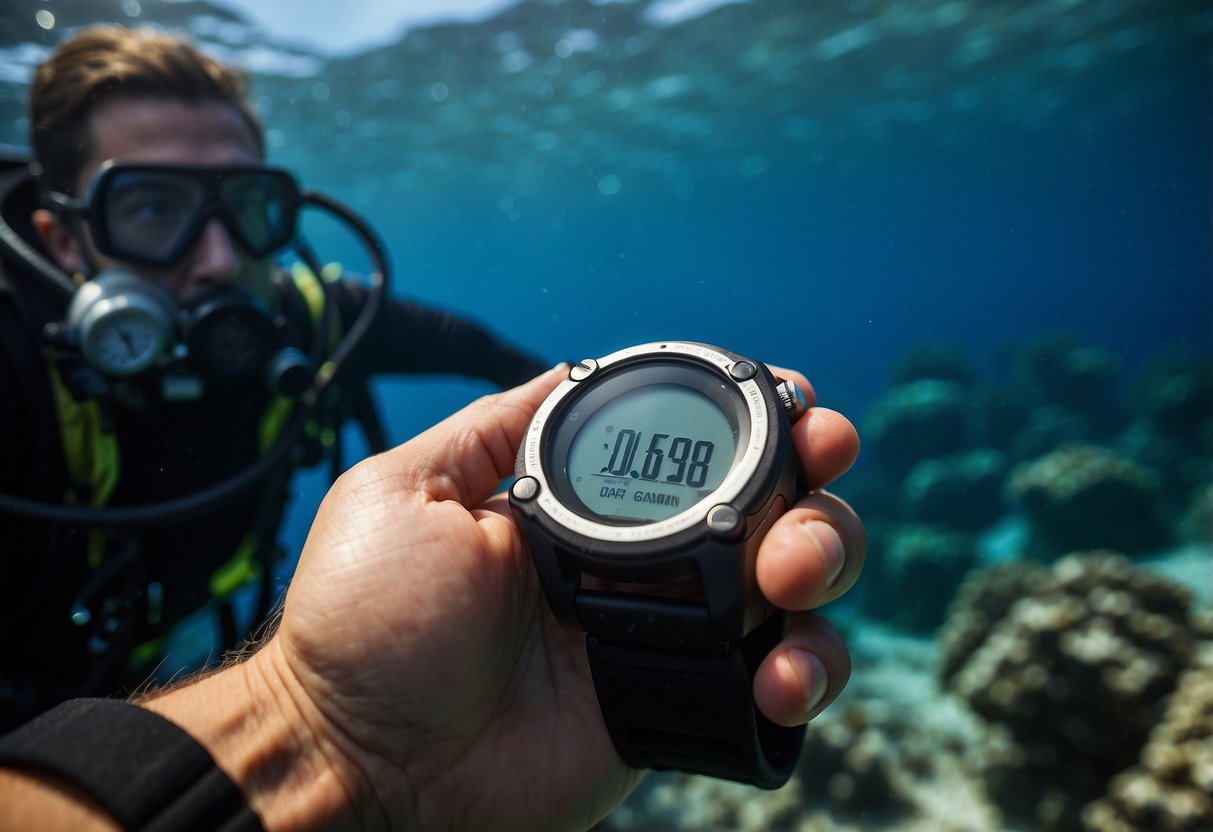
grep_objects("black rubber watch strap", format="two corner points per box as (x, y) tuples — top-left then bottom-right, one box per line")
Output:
(584, 610), (805, 789)
(0, 698), (264, 831)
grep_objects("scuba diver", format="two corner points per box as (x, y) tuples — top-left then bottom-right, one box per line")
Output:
(0, 25), (548, 732)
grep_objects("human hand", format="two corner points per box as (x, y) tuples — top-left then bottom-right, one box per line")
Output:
(156, 363), (863, 831)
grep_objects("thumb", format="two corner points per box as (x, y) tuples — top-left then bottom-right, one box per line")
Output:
(379, 364), (567, 507)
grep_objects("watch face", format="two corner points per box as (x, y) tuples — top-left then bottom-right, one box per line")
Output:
(549, 362), (746, 524)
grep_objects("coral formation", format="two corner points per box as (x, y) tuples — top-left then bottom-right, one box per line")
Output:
(899, 448), (1006, 531)
(888, 344), (978, 389)
(1007, 403), (1091, 461)
(795, 701), (917, 814)
(598, 701), (920, 831)
(1083, 661), (1213, 832)
(595, 770), (812, 831)
(1115, 350), (1213, 527)
(861, 523), (977, 632)
(1007, 443), (1168, 558)
(1180, 483), (1213, 545)
(595, 683), (1002, 832)
(1131, 348), (1213, 436)
(937, 560), (1047, 682)
(941, 552), (1202, 831)
(597, 544), (1211, 832)
(863, 379), (974, 476)
(1005, 332), (1123, 432)
(1116, 422), (1208, 509)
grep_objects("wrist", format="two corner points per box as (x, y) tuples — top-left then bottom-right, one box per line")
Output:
(140, 641), (367, 831)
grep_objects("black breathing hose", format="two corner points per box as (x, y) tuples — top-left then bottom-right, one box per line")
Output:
(0, 167), (78, 300)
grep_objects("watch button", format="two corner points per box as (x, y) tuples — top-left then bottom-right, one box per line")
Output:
(511, 476), (541, 501)
(729, 360), (757, 381)
(706, 503), (742, 537)
(569, 358), (599, 381)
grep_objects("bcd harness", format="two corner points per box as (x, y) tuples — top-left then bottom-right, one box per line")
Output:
(48, 261), (348, 675)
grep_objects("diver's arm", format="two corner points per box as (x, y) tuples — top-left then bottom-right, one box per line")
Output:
(329, 280), (549, 387)
(135, 647), (363, 831)
(0, 648), (367, 832)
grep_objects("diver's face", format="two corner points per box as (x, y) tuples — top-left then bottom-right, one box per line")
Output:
(39, 96), (273, 303)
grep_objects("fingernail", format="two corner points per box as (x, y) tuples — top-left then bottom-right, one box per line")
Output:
(520, 364), (567, 389)
(791, 648), (830, 716)
(804, 520), (845, 588)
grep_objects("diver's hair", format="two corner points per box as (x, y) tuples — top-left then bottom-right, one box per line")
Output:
(29, 25), (265, 195)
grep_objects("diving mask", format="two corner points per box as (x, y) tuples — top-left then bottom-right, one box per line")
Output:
(44, 162), (301, 267)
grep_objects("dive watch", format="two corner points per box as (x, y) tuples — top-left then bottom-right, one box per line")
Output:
(509, 340), (807, 789)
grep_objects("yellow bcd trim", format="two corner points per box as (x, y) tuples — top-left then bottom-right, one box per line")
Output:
(209, 533), (264, 599)
(289, 261), (343, 350)
(48, 359), (118, 568)
(47, 359), (119, 507)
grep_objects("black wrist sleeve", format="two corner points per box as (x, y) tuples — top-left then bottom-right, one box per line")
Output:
(0, 698), (264, 832)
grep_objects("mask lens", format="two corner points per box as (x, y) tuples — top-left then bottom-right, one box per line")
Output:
(89, 165), (301, 266)
(219, 171), (298, 256)
(99, 169), (206, 264)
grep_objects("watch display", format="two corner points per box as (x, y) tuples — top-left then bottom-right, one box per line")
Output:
(554, 367), (745, 524)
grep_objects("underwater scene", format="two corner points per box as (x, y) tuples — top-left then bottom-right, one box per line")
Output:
(2, 0), (1210, 829)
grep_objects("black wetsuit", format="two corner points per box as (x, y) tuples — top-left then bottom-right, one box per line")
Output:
(0, 161), (547, 731)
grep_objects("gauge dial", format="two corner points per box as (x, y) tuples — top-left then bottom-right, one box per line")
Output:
(79, 296), (172, 376)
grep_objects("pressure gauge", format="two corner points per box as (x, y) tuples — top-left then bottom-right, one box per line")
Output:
(65, 270), (176, 376)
